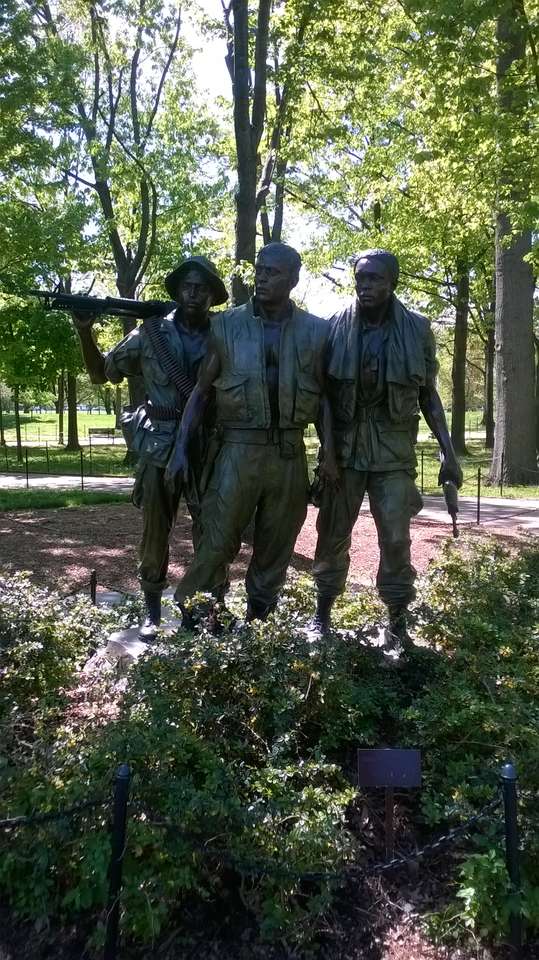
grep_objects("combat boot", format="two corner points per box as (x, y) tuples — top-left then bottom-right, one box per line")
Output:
(246, 599), (276, 622)
(139, 591), (162, 641)
(383, 604), (411, 651)
(302, 594), (335, 641)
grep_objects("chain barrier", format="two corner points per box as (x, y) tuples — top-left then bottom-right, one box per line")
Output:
(135, 787), (502, 884)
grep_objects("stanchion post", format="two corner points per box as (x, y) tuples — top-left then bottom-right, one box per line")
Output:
(501, 763), (522, 958)
(421, 450), (424, 494)
(80, 449), (84, 492)
(476, 466), (481, 524)
(90, 570), (97, 605)
(45, 440), (50, 474)
(5, 445), (9, 471)
(89, 434), (93, 475)
(25, 447), (29, 489)
(500, 450), (505, 498)
(104, 764), (131, 960)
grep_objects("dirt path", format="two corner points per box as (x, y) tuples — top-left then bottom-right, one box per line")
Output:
(0, 502), (525, 596)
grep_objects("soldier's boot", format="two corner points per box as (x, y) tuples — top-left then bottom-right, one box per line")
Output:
(139, 591), (162, 641)
(310, 594), (336, 636)
(246, 598), (277, 623)
(177, 602), (199, 632)
(383, 603), (412, 652)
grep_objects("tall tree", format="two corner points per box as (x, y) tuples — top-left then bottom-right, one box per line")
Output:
(489, 1), (536, 485)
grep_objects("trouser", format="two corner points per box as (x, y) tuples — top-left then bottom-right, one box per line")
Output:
(135, 461), (227, 596)
(174, 439), (309, 609)
(313, 468), (423, 609)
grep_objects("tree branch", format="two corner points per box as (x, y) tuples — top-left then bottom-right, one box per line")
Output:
(143, 5), (182, 144)
(251, 0), (271, 152)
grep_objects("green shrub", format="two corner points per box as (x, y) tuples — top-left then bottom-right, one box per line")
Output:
(1, 538), (539, 952)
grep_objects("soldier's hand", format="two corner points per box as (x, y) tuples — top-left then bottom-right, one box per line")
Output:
(438, 455), (463, 489)
(319, 452), (341, 491)
(165, 445), (189, 491)
(72, 310), (98, 332)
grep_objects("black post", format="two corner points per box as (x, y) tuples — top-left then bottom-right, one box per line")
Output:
(25, 447), (29, 489)
(80, 449), (84, 492)
(90, 570), (97, 605)
(500, 450), (505, 498)
(501, 763), (522, 958)
(89, 434), (93, 475)
(4, 445), (8, 471)
(45, 440), (50, 474)
(421, 450), (424, 494)
(476, 466), (481, 524)
(104, 764), (131, 960)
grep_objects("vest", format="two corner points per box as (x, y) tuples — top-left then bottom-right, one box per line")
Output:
(211, 300), (328, 430)
(327, 296), (434, 430)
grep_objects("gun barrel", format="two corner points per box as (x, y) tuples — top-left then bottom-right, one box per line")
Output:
(30, 290), (172, 320)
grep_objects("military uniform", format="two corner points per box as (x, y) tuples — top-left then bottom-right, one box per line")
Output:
(175, 299), (328, 615)
(104, 310), (226, 596)
(313, 295), (436, 612)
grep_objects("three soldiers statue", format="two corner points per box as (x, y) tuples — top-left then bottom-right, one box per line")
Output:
(75, 243), (461, 643)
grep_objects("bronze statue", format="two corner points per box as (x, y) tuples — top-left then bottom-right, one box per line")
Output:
(73, 256), (228, 638)
(165, 242), (338, 625)
(312, 249), (462, 642)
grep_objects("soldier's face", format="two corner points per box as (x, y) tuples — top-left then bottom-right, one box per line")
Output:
(255, 252), (298, 305)
(354, 258), (394, 309)
(177, 269), (214, 321)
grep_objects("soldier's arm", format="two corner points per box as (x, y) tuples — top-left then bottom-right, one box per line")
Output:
(72, 314), (107, 384)
(419, 381), (463, 489)
(164, 338), (221, 487)
(315, 341), (340, 489)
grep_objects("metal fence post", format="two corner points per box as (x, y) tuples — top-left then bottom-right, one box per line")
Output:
(500, 451), (505, 498)
(476, 466), (481, 524)
(89, 434), (93, 475)
(104, 764), (131, 960)
(4, 446), (8, 471)
(25, 448), (29, 489)
(90, 570), (97, 605)
(421, 450), (424, 494)
(45, 440), (50, 474)
(80, 449), (84, 492)
(501, 763), (522, 958)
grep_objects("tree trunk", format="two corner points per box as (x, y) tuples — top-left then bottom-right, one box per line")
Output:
(535, 336), (539, 453)
(0, 386), (5, 446)
(114, 385), (123, 430)
(65, 373), (80, 451)
(13, 384), (22, 462)
(232, 0), (257, 305)
(450, 258), (469, 456)
(489, 6), (536, 485)
(484, 327), (495, 449)
(58, 371), (65, 446)
(230, 0), (271, 305)
(117, 275), (145, 409)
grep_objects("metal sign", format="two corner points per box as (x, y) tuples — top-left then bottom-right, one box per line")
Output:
(357, 748), (421, 788)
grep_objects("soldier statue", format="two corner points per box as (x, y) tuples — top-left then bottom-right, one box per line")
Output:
(312, 249), (462, 641)
(165, 241), (338, 624)
(73, 256), (228, 639)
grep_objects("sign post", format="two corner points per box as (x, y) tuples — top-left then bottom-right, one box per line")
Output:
(357, 748), (421, 861)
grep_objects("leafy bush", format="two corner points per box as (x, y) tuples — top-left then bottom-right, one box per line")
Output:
(1, 537), (538, 952)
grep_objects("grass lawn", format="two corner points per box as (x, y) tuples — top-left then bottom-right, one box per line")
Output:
(0, 443), (131, 477)
(1, 410), (117, 443)
(0, 489), (131, 511)
(304, 435), (539, 499)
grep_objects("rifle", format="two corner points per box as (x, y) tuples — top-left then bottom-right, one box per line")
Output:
(443, 480), (459, 538)
(30, 290), (174, 321)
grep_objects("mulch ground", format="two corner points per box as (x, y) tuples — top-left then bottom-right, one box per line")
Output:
(0, 503), (527, 596)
